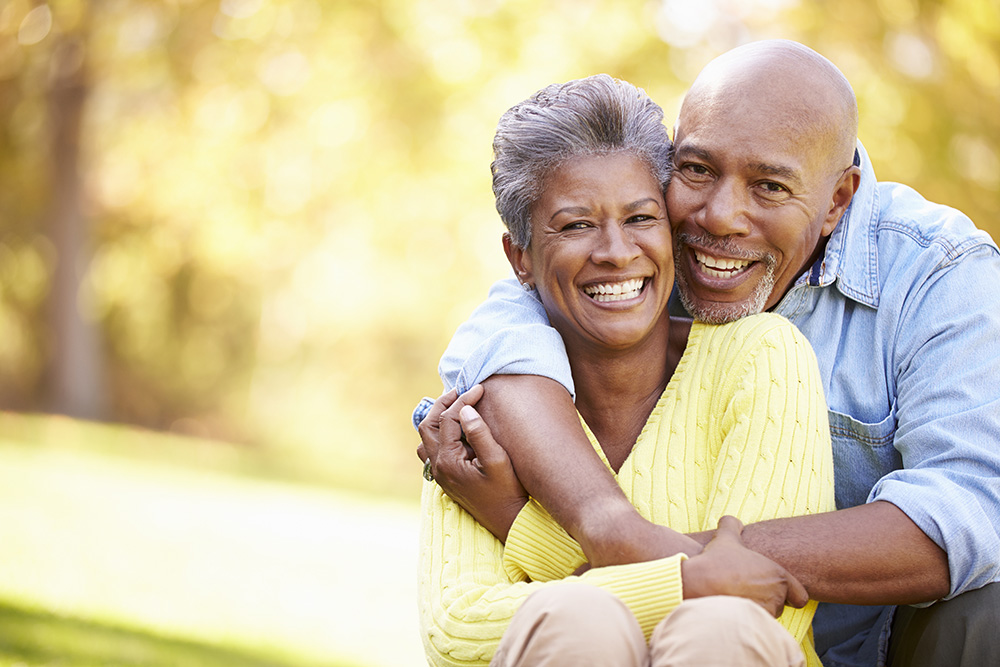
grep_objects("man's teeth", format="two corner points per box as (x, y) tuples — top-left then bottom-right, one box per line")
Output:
(584, 278), (645, 302)
(694, 250), (751, 278)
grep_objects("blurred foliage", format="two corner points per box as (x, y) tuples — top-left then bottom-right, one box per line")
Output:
(0, 0), (997, 499)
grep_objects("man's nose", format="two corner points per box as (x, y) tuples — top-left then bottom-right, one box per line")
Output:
(592, 223), (641, 267)
(698, 179), (752, 237)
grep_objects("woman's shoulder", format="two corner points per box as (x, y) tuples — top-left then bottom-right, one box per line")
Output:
(687, 314), (821, 398)
(691, 313), (812, 359)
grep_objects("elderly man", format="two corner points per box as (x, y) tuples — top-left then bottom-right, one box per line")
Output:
(416, 40), (1000, 666)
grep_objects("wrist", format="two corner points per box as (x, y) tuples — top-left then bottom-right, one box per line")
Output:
(680, 556), (708, 600)
(492, 497), (529, 543)
(576, 503), (702, 567)
(573, 500), (645, 566)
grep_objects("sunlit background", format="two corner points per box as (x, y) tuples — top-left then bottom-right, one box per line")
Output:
(0, 0), (997, 664)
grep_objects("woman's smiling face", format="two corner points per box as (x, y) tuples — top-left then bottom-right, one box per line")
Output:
(505, 152), (673, 354)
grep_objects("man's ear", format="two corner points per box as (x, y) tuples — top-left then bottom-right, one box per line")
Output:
(822, 165), (861, 237)
(502, 232), (533, 287)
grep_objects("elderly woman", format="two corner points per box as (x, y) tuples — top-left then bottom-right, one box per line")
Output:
(418, 75), (835, 667)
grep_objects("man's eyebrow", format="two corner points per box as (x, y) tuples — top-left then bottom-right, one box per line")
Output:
(673, 145), (712, 162)
(752, 162), (802, 185)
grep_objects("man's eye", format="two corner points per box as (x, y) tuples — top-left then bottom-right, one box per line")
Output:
(680, 163), (711, 178)
(762, 181), (786, 192)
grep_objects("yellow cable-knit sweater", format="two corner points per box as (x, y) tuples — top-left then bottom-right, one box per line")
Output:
(419, 313), (836, 666)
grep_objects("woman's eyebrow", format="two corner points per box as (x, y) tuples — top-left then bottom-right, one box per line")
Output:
(625, 198), (661, 212)
(548, 206), (592, 222)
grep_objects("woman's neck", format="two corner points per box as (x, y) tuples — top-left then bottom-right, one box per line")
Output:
(568, 317), (692, 472)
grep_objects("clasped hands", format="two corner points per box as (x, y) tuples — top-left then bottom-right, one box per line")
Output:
(417, 385), (808, 618)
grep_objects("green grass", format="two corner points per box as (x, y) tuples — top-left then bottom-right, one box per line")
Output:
(0, 599), (317, 666)
(0, 414), (424, 667)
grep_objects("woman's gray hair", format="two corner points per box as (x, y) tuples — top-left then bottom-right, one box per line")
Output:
(492, 74), (672, 248)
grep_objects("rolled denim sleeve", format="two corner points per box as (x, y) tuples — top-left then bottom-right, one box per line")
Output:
(867, 245), (1000, 598)
(411, 277), (573, 430)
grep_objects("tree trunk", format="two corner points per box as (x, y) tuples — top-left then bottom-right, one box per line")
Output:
(44, 28), (105, 420)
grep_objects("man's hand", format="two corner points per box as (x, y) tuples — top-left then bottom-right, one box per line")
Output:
(417, 385), (528, 542)
(681, 516), (808, 617)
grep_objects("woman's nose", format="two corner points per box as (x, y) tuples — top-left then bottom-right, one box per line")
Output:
(591, 223), (642, 267)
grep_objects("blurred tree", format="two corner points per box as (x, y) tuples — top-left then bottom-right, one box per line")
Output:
(43, 0), (105, 419)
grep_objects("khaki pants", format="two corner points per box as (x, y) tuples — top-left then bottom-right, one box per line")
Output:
(491, 583), (805, 667)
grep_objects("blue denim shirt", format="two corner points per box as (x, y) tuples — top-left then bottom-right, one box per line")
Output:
(413, 143), (1000, 667)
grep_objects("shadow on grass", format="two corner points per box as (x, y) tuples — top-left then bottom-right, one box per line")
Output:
(0, 599), (357, 667)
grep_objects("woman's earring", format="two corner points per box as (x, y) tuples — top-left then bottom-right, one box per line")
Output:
(521, 282), (533, 291)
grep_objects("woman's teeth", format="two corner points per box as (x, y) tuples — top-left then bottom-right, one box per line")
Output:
(584, 278), (645, 302)
(694, 250), (751, 278)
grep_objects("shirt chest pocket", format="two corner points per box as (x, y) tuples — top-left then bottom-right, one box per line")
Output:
(827, 406), (901, 510)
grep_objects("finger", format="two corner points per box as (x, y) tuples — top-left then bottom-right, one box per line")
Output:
(783, 568), (809, 609)
(439, 385), (486, 455)
(416, 424), (439, 462)
(421, 387), (459, 428)
(439, 385), (485, 434)
(433, 395), (486, 482)
(440, 384), (485, 421)
(458, 404), (509, 470)
(417, 388), (460, 462)
(717, 515), (744, 533)
(438, 404), (465, 458)
(710, 515), (745, 543)
(459, 383), (485, 407)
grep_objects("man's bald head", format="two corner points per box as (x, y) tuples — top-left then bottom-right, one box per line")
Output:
(680, 40), (858, 171)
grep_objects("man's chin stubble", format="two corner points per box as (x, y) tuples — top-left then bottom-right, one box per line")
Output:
(674, 267), (776, 325)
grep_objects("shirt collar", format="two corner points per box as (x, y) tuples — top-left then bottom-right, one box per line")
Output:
(808, 140), (882, 308)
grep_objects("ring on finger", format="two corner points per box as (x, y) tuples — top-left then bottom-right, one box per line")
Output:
(423, 457), (435, 482)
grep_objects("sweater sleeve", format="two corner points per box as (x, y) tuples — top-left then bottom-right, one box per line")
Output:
(419, 482), (685, 667)
(700, 314), (837, 645)
(501, 498), (586, 583)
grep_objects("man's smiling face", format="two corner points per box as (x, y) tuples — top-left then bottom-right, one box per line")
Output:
(666, 51), (859, 324)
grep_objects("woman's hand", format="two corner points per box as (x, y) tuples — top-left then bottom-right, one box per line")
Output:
(680, 516), (809, 617)
(417, 385), (529, 542)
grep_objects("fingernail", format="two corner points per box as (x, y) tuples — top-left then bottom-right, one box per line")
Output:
(459, 405), (478, 421)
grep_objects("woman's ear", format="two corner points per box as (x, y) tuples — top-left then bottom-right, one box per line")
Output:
(502, 233), (534, 288)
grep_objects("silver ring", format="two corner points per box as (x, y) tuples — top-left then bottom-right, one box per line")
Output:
(423, 457), (434, 482)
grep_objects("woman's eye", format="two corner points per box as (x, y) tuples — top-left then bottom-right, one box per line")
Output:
(561, 221), (590, 231)
(626, 214), (655, 224)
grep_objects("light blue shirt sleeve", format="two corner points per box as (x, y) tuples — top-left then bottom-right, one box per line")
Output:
(864, 245), (1000, 599)
(411, 276), (573, 430)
